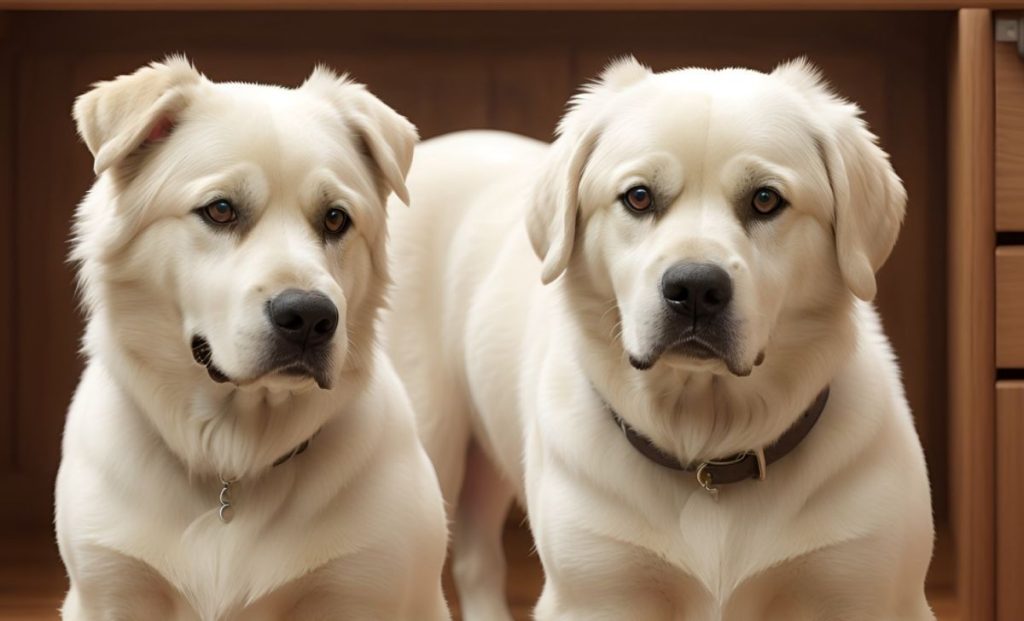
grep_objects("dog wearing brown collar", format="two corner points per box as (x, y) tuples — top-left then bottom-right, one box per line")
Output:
(384, 57), (934, 620)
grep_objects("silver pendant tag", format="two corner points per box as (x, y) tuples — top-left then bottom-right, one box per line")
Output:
(218, 477), (236, 524)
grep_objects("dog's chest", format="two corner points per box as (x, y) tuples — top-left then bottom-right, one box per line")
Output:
(661, 496), (771, 596)
(108, 477), (354, 621)
(649, 483), (870, 611)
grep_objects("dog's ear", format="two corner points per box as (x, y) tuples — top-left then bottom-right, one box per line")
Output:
(773, 58), (906, 301)
(527, 56), (652, 285)
(303, 67), (418, 206)
(73, 55), (202, 176)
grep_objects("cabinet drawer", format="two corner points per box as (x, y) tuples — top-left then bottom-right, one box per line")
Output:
(997, 247), (1024, 367)
(997, 41), (1024, 231)
(997, 381), (1024, 621)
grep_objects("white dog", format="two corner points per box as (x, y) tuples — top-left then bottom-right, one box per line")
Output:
(384, 57), (934, 620)
(55, 58), (450, 621)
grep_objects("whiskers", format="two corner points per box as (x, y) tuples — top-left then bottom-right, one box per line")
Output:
(597, 298), (623, 341)
(191, 335), (213, 366)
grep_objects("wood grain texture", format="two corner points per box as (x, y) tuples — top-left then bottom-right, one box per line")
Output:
(996, 247), (1024, 367)
(996, 381), (1024, 621)
(0, 13), (13, 473)
(948, 9), (995, 621)
(13, 55), (84, 476)
(996, 41), (1024, 232)
(0, 0), (1022, 10)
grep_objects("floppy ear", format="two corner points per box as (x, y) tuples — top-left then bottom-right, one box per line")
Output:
(527, 55), (652, 285)
(527, 126), (600, 285)
(73, 55), (202, 176)
(303, 67), (418, 206)
(773, 58), (906, 302)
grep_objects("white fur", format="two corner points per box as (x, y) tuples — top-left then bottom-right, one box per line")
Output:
(56, 57), (450, 620)
(384, 58), (934, 620)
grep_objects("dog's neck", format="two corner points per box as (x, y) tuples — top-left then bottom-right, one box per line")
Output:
(83, 308), (373, 481)
(564, 285), (857, 465)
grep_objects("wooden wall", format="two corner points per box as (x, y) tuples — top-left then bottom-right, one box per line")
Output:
(0, 11), (952, 538)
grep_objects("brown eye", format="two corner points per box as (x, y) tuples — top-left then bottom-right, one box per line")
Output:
(751, 188), (785, 215)
(622, 185), (654, 213)
(201, 199), (237, 225)
(324, 207), (350, 236)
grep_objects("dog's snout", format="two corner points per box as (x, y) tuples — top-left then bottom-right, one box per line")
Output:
(661, 262), (733, 320)
(268, 289), (339, 347)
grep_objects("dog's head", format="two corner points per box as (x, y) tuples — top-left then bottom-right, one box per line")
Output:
(72, 57), (416, 392)
(528, 57), (904, 377)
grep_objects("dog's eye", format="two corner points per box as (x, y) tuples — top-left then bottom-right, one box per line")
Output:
(751, 188), (785, 215)
(200, 199), (237, 225)
(324, 207), (351, 236)
(622, 185), (654, 213)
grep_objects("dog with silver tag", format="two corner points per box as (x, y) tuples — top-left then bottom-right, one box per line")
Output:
(55, 57), (450, 621)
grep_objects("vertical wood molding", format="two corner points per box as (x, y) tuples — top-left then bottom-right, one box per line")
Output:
(996, 381), (1024, 621)
(949, 8), (995, 621)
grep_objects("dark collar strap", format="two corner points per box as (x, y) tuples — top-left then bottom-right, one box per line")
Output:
(609, 387), (829, 495)
(271, 432), (317, 468)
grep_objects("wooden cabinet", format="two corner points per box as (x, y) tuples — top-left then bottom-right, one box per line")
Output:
(997, 36), (1024, 231)
(0, 3), (1018, 620)
(994, 18), (1024, 621)
(997, 247), (1024, 367)
(996, 382), (1024, 621)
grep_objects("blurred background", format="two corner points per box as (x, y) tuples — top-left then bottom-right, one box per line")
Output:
(0, 6), (994, 620)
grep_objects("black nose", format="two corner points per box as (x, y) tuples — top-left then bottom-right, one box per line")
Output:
(268, 289), (339, 347)
(661, 262), (733, 320)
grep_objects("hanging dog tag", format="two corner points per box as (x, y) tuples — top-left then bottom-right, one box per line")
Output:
(218, 477), (236, 524)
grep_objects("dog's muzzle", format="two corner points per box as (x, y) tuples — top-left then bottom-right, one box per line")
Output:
(629, 261), (745, 374)
(189, 288), (339, 389)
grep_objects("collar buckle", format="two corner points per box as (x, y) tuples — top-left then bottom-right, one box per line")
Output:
(695, 448), (766, 499)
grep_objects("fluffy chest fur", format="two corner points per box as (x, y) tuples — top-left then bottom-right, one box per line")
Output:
(56, 362), (386, 620)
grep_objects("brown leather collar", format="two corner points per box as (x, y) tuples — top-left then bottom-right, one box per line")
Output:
(608, 387), (830, 497)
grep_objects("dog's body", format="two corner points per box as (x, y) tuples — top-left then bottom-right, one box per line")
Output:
(56, 59), (449, 620)
(385, 60), (934, 620)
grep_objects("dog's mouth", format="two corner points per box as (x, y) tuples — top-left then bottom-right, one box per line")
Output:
(190, 335), (332, 389)
(628, 332), (758, 377)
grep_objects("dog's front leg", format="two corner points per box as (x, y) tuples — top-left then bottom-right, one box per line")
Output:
(451, 441), (516, 621)
(533, 576), (682, 621)
(528, 512), (686, 621)
(60, 587), (86, 621)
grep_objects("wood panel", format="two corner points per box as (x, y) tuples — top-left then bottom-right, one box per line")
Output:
(949, 9), (995, 621)
(996, 40), (1024, 232)
(0, 0), (1021, 11)
(997, 247), (1024, 367)
(0, 13), (14, 474)
(14, 55), (83, 476)
(996, 381), (1024, 621)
